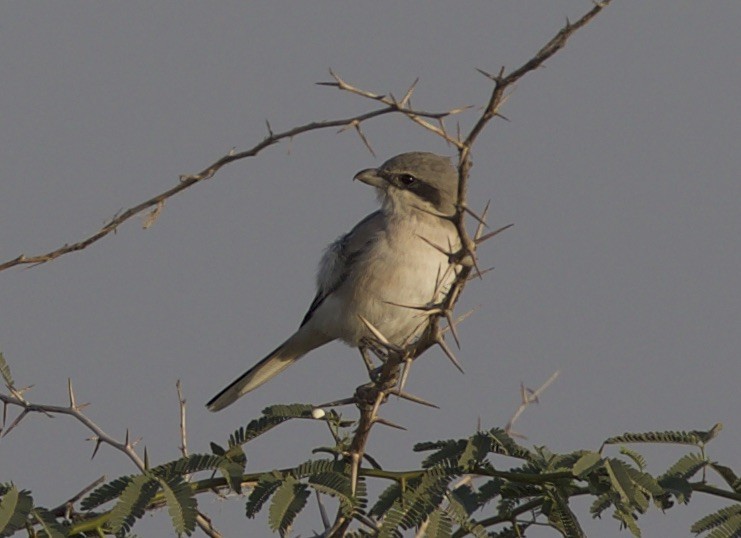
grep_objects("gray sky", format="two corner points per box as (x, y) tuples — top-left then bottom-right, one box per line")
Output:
(1, 2), (739, 536)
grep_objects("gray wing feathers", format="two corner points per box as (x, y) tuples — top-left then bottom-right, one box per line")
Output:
(301, 211), (385, 326)
(208, 210), (385, 411)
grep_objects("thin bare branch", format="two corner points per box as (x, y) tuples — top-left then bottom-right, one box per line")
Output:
(195, 512), (223, 538)
(176, 379), (189, 459)
(505, 370), (561, 435)
(49, 476), (106, 518)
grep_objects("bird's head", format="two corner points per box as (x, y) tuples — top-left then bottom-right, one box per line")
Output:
(354, 152), (459, 217)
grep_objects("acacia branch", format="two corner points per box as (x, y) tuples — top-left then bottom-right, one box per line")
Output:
(0, 103), (462, 273)
(1, 384), (146, 472)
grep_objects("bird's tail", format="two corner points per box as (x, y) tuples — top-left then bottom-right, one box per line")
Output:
(206, 329), (331, 412)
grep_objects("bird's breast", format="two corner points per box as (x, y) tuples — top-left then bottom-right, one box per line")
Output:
(336, 213), (460, 346)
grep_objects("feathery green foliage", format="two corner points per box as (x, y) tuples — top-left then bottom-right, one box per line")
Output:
(268, 476), (310, 537)
(107, 474), (160, 535)
(0, 485), (33, 537)
(444, 487), (488, 538)
(246, 473), (283, 518)
(543, 486), (585, 538)
(157, 476), (198, 536)
(82, 476), (134, 511)
(691, 504), (741, 537)
(2, 347), (738, 538)
(603, 429), (706, 447)
(30, 507), (66, 538)
(709, 464), (740, 492)
(660, 452), (709, 481)
(619, 446), (648, 472)
(227, 403), (314, 447)
(423, 508), (453, 538)
(151, 453), (226, 478)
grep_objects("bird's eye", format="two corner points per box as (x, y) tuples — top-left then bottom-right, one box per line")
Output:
(398, 174), (416, 186)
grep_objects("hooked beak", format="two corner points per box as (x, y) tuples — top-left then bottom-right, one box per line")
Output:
(353, 168), (387, 189)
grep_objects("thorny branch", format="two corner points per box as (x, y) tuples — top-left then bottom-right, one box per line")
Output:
(0, 378), (225, 538)
(0, 104), (464, 273)
(0, 380), (147, 472)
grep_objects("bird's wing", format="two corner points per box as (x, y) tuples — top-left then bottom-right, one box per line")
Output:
(300, 210), (385, 326)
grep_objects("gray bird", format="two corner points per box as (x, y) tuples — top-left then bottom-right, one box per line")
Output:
(207, 152), (461, 411)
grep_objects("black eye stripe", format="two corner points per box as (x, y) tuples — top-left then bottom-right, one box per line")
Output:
(404, 179), (441, 207)
(379, 170), (443, 207)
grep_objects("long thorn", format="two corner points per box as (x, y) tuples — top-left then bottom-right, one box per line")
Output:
(357, 315), (393, 347)
(462, 204), (489, 228)
(436, 336), (465, 374)
(441, 307), (479, 336)
(467, 267), (495, 280)
(373, 417), (407, 431)
(415, 234), (452, 256)
(445, 310), (462, 349)
(400, 78), (419, 108)
(474, 200), (492, 241)
(388, 389), (440, 409)
(382, 299), (439, 313)
(2, 409), (28, 438)
(68, 378), (77, 409)
(316, 397), (357, 408)
(399, 358), (413, 394)
(90, 438), (102, 460)
(476, 223), (514, 244)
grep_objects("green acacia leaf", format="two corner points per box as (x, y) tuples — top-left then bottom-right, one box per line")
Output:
(619, 447), (647, 471)
(691, 504), (741, 534)
(0, 485), (33, 537)
(246, 472), (283, 518)
(308, 471), (357, 516)
(424, 508), (452, 538)
(709, 464), (739, 492)
(228, 404), (313, 448)
(108, 474), (159, 535)
(268, 476), (310, 537)
(158, 476), (197, 536)
(81, 476), (133, 511)
(573, 451), (602, 477)
(605, 459), (638, 507)
(31, 507), (67, 538)
(660, 452), (708, 481)
(603, 430), (704, 446)
(152, 453), (227, 479)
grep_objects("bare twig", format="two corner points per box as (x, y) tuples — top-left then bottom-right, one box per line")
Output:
(176, 379), (188, 459)
(49, 475), (106, 518)
(195, 512), (223, 538)
(505, 370), (561, 436)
